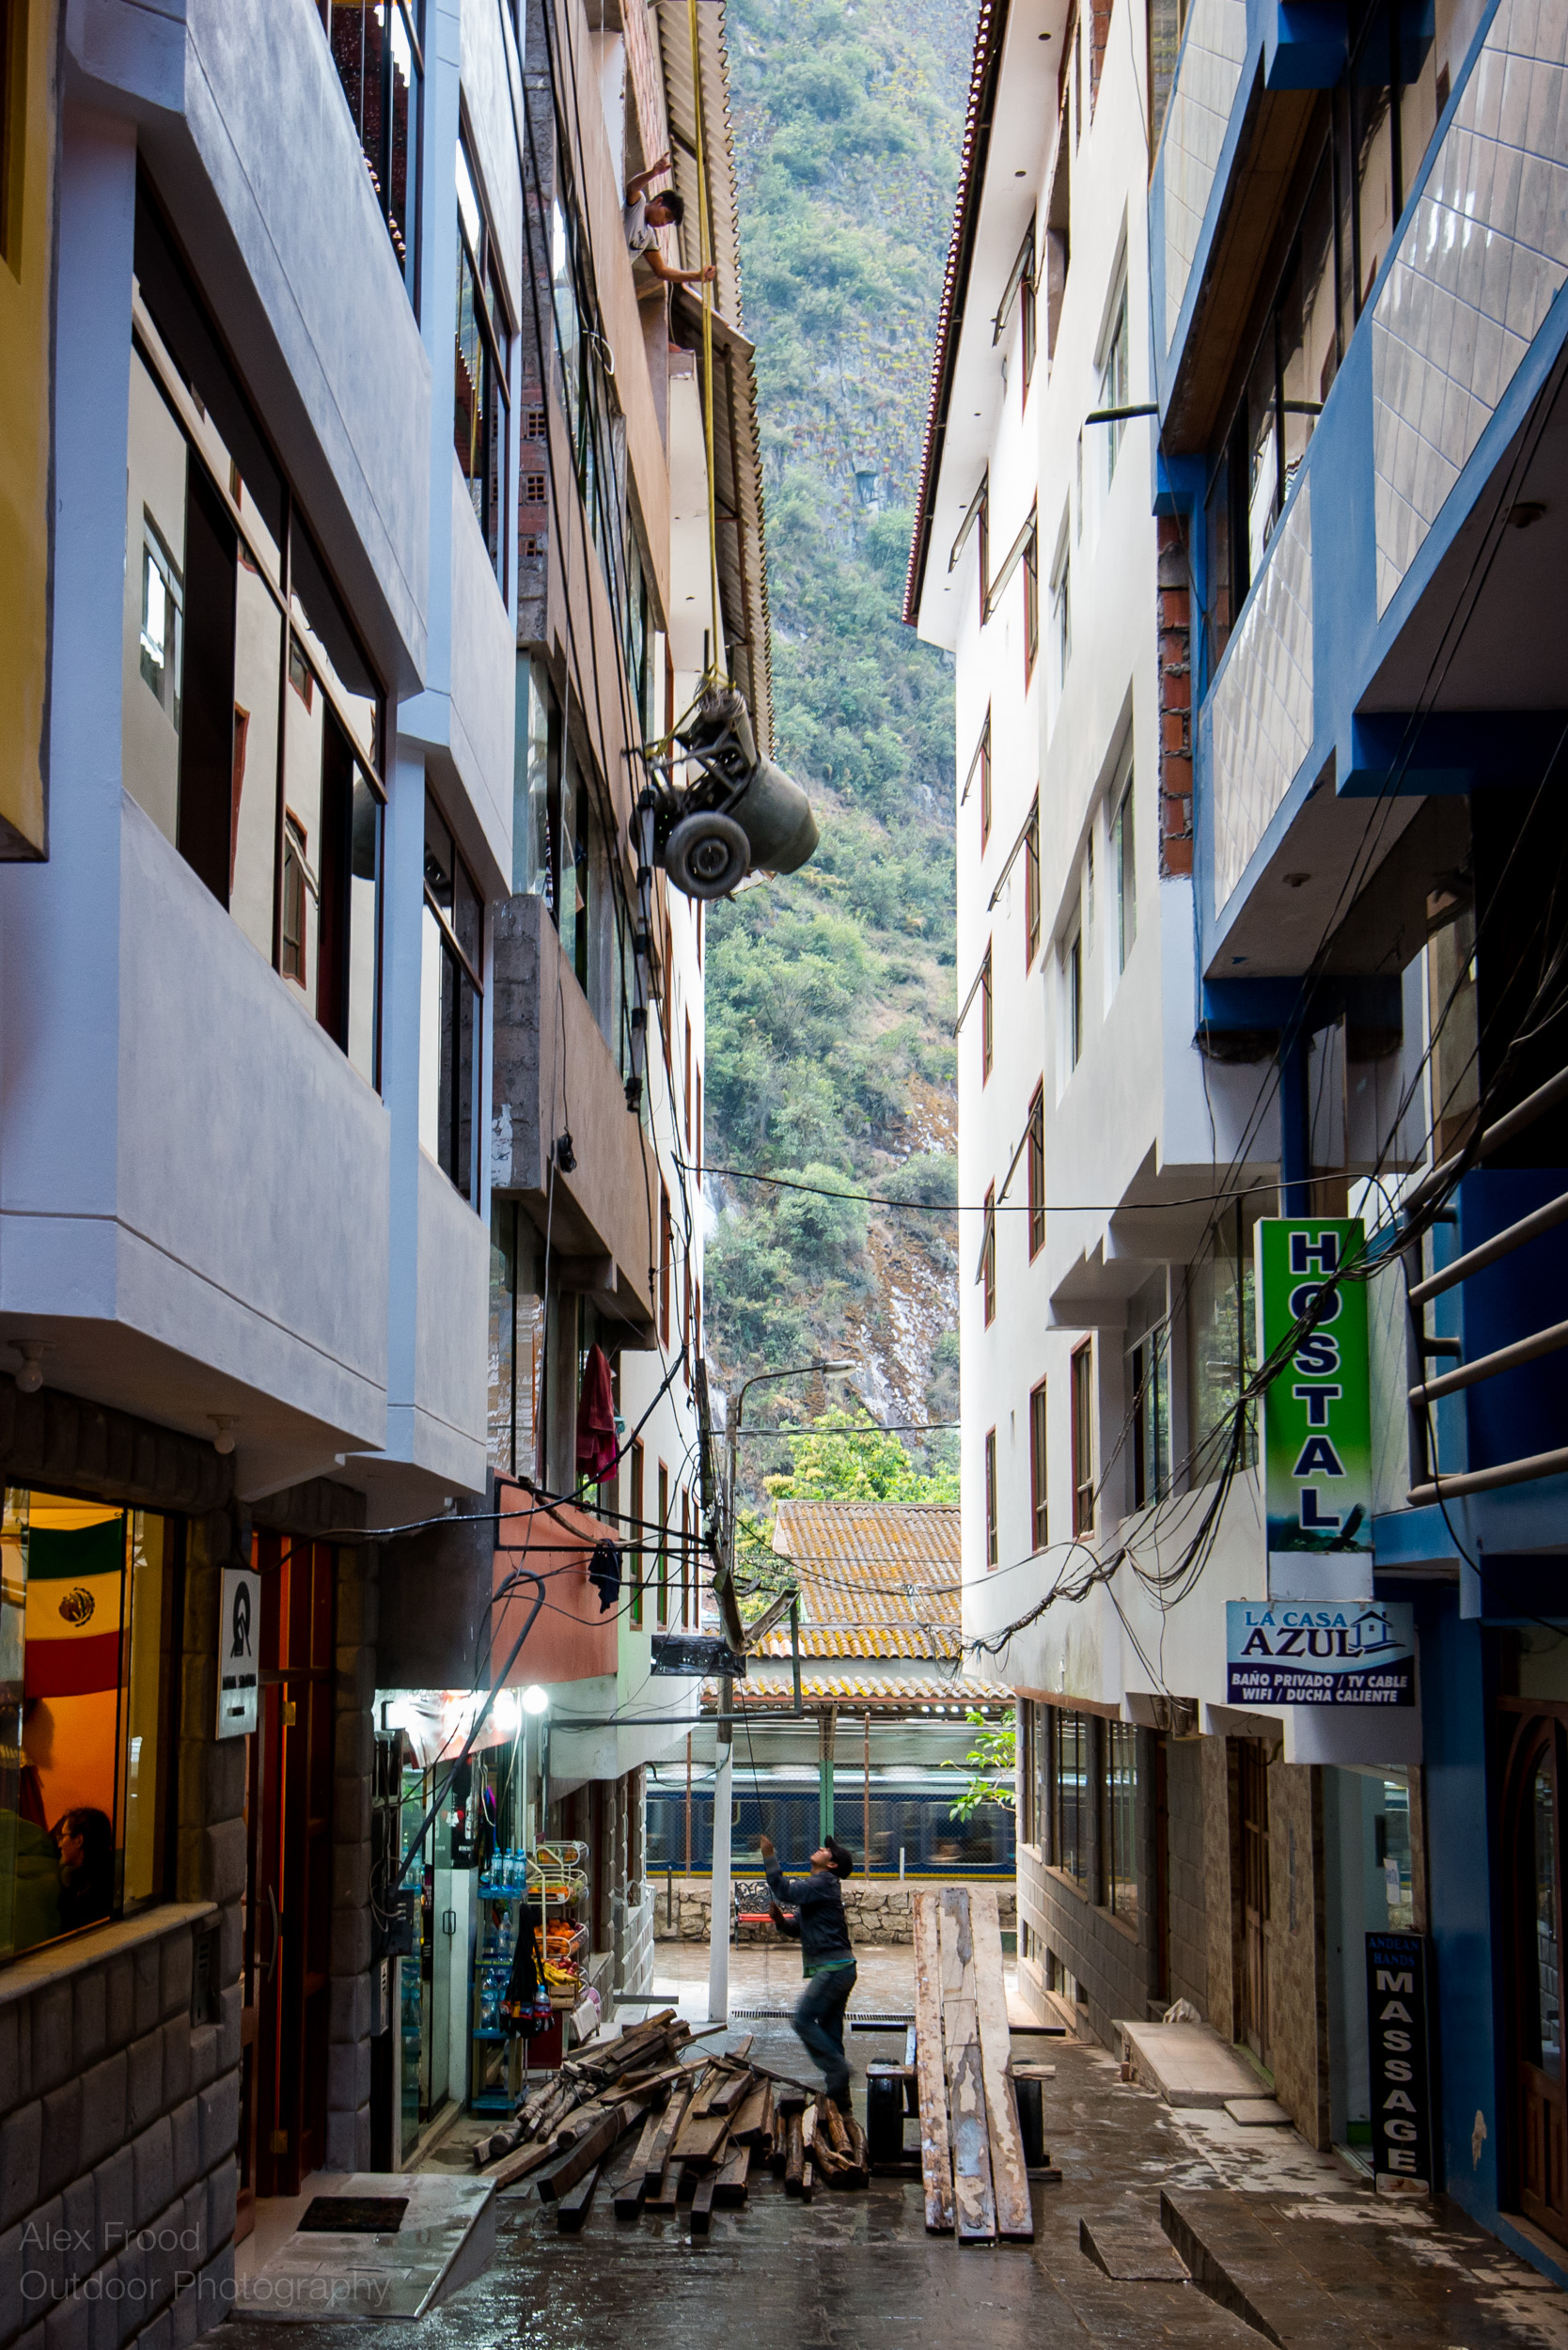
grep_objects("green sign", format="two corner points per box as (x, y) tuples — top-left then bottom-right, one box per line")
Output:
(1254, 1218), (1373, 1592)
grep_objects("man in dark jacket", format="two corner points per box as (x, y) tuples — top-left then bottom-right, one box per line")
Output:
(759, 1833), (856, 2111)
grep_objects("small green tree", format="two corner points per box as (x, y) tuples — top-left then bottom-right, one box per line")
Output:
(764, 1405), (959, 1503)
(942, 1709), (1016, 1820)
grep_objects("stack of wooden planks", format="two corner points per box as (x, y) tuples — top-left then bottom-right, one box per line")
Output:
(911, 1885), (1034, 2244)
(477, 2017), (870, 2237)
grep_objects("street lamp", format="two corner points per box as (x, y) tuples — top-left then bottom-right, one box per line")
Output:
(709, 1356), (854, 2027)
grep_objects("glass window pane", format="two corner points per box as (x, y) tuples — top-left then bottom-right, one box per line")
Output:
(347, 769), (383, 1084)
(230, 555), (282, 962)
(1245, 331), (1278, 585)
(124, 351), (189, 845)
(290, 519), (381, 772)
(122, 1512), (173, 1909)
(282, 643), (326, 1004)
(419, 896), (444, 1161)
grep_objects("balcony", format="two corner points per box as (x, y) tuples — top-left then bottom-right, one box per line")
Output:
(1184, 0), (1568, 980)
(491, 890), (657, 1341)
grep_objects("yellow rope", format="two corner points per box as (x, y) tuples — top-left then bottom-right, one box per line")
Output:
(686, 0), (725, 689)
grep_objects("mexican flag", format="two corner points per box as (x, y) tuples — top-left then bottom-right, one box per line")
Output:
(24, 1505), (125, 1699)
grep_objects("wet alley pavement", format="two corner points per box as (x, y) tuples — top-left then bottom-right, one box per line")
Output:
(220, 1943), (1568, 2350)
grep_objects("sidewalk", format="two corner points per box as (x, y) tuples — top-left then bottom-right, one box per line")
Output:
(218, 1950), (1568, 2349)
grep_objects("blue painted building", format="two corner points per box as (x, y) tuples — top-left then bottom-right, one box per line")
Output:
(1151, 0), (1568, 2270)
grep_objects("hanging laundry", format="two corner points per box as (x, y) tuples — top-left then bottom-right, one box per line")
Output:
(575, 1342), (618, 1484)
(589, 1540), (622, 1615)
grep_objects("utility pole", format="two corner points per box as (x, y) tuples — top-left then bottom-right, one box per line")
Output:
(706, 1355), (851, 2026)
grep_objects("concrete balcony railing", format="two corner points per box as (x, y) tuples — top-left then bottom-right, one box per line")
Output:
(491, 889), (658, 1341)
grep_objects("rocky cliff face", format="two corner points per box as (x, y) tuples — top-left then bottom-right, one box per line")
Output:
(705, 0), (974, 1493)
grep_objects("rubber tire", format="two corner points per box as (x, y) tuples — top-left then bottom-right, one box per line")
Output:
(664, 809), (751, 900)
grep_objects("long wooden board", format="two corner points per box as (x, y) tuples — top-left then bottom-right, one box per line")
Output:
(911, 1890), (956, 2233)
(940, 1888), (996, 2243)
(967, 1884), (1034, 2240)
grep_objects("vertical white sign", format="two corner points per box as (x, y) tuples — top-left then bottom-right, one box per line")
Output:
(217, 1564), (261, 1736)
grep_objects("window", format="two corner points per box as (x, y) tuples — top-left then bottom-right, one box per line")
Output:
(420, 791), (483, 1200)
(525, 403), (547, 442)
(980, 724), (993, 847)
(656, 1462), (669, 1627)
(1147, 0), (1188, 148)
(1029, 1379), (1048, 1550)
(1050, 534), (1071, 691)
(1188, 1210), (1260, 1471)
(983, 1429), (998, 1568)
(1112, 768), (1137, 975)
(1027, 1083), (1045, 1258)
(659, 1186), (671, 1345)
(629, 1441), (645, 1628)
(1104, 1721), (1138, 1924)
(317, 2), (423, 306)
(982, 1186), (996, 1326)
(1024, 514), (1040, 682)
(1021, 243), (1038, 397)
(455, 133), (510, 584)
(1050, 1708), (1090, 1889)
(1, 1490), (178, 1959)
(681, 1488), (691, 1627)
(1071, 1340), (1094, 1533)
(1066, 926), (1083, 1072)
(126, 189), (384, 1087)
(523, 470), (547, 506)
(1025, 802), (1042, 968)
(980, 946), (994, 1081)
(684, 1010), (693, 1146)
(1098, 272), (1130, 483)
(1129, 1272), (1171, 1510)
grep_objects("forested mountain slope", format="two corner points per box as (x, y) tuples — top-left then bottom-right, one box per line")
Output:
(706, 0), (973, 1483)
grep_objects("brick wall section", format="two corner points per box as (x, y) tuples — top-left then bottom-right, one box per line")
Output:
(1266, 1762), (1331, 2146)
(326, 1542), (379, 2171)
(1088, 0), (1115, 114)
(1201, 1734), (1238, 2042)
(1165, 1738), (1208, 2014)
(1157, 516), (1194, 876)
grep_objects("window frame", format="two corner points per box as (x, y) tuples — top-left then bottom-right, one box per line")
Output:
(980, 945), (994, 1082)
(1071, 1339), (1094, 1535)
(983, 1427), (998, 1569)
(1027, 1083), (1045, 1258)
(1103, 1719), (1138, 1927)
(421, 787), (484, 1200)
(1029, 1377), (1048, 1551)
(316, 0), (424, 311)
(456, 122), (512, 589)
(656, 1460), (669, 1628)
(1112, 763), (1137, 978)
(129, 206), (388, 1090)
(1050, 1707), (1091, 1893)
(629, 1439), (645, 1628)
(1025, 800), (1042, 969)
(1097, 266), (1130, 485)
(982, 1184), (997, 1327)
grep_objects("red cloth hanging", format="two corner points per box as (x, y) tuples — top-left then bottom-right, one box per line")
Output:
(575, 1344), (618, 1483)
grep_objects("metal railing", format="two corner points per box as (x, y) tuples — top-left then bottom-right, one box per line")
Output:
(1403, 1065), (1568, 1507)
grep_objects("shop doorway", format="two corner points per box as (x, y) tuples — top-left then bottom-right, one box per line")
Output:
(1237, 1740), (1272, 2065)
(238, 1537), (337, 2217)
(1506, 1716), (1568, 2243)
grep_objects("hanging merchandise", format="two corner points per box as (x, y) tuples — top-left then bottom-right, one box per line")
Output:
(576, 1344), (619, 1484)
(589, 1539), (622, 1615)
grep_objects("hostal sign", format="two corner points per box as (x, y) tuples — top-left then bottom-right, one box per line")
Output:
(1255, 1218), (1373, 1595)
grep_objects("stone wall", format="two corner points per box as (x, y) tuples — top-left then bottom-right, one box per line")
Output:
(0, 1466), (245, 2350)
(1165, 1737), (1208, 2014)
(653, 1877), (1016, 1948)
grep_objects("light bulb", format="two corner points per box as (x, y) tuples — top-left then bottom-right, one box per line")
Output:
(521, 1684), (549, 1716)
(15, 1349), (42, 1396)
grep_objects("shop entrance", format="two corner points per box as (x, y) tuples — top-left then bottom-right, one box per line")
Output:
(238, 1537), (337, 2221)
(1237, 1739), (1272, 2065)
(1505, 1715), (1568, 2243)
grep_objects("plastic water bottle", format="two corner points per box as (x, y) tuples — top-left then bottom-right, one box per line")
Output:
(499, 1909), (514, 1963)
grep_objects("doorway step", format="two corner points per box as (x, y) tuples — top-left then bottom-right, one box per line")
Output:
(1117, 2018), (1278, 2110)
(232, 2171), (495, 2319)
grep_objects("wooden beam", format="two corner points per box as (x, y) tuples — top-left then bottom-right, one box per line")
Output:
(968, 1885), (1034, 2241)
(940, 1888), (997, 2243)
(911, 1889), (956, 2234)
(554, 2160), (601, 2232)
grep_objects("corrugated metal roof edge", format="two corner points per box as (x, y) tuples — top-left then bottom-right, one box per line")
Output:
(901, 0), (1012, 629)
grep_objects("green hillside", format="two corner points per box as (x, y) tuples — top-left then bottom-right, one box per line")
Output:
(707, 0), (973, 1489)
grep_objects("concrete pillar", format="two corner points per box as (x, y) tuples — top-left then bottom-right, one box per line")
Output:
(325, 1543), (380, 2170)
